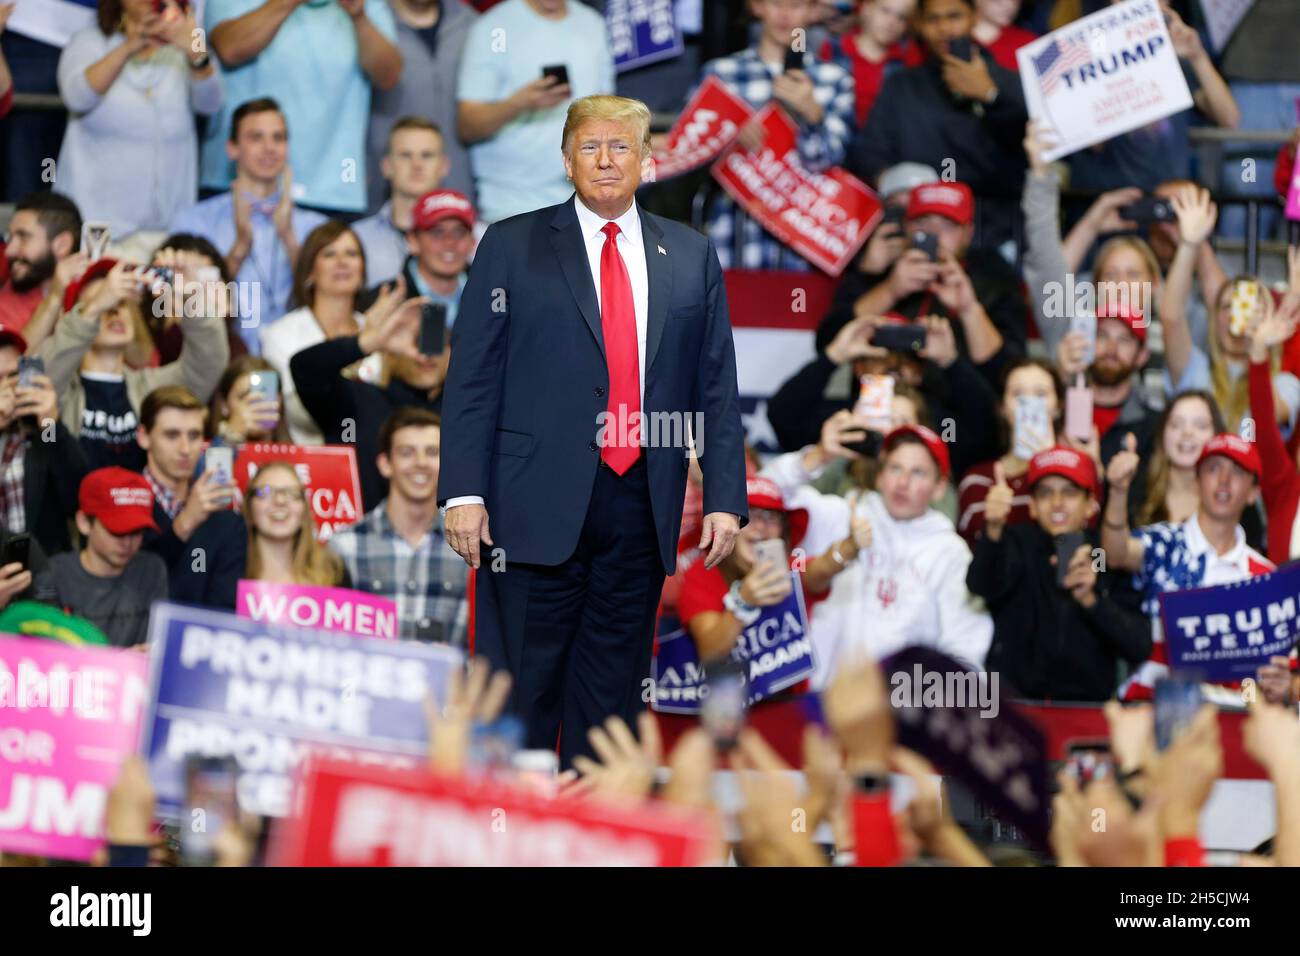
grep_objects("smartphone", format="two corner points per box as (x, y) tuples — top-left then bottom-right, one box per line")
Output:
(540, 64), (569, 88)
(1069, 310), (1097, 366)
(81, 221), (112, 261)
(1, 532), (30, 570)
(843, 429), (884, 459)
(1065, 740), (1115, 786)
(910, 230), (940, 262)
(1154, 674), (1204, 751)
(205, 445), (234, 487)
(783, 47), (804, 73)
(1229, 279), (1263, 337)
(1054, 531), (1086, 588)
(1064, 383), (1093, 442)
(246, 370), (278, 403)
(700, 660), (747, 752)
(1013, 394), (1050, 460)
(16, 356), (44, 389)
(870, 324), (927, 354)
(854, 373), (895, 431)
(947, 36), (973, 61)
(753, 537), (787, 572)
(180, 756), (240, 867)
(419, 302), (448, 356)
(881, 204), (907, 229)
(1117, 196), (1176, 225)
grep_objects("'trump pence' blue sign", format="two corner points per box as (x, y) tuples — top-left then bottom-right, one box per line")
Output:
(1160, 563), (1300, 683)
(607, 0), (683, 73)
(141, 603), (462, 818)
(651, 575), (813, 714)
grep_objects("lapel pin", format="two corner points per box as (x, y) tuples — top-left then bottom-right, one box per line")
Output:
(657, 245), (667, 256)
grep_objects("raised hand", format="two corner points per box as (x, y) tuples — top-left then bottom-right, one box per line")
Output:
(740, 551), (793, 607)
(1170, 184), (1217, 247)
(818, 408), (875, 460)
(919, 314), (958, 369)
(1106, 432), (1140, 491)
(983, 461), (1014, 539)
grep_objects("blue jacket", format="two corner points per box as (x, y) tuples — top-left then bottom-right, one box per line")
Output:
(438, 197), (748, 574)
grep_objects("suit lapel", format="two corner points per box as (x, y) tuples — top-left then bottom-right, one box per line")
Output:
(550, 199), (604, 357)
(641, 209), (671, 377)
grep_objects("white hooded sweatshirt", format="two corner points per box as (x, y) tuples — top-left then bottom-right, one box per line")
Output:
(762, 450), (993, 685)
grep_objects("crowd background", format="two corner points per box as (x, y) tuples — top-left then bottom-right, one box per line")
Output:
(1, 0), (1300, 868)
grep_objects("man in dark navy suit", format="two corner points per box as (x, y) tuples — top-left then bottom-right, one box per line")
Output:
(438, 94), (748, 766)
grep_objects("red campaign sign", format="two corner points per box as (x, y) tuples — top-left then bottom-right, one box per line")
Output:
(650, 75), (753, 181)
(232, 444), (363, 543)
(271, 759), (715, 867)
(711, 104), (883, 276)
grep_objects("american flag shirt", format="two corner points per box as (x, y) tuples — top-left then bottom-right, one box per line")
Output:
(692, 48), (856, 271)
(1119, 512), (1274, 700)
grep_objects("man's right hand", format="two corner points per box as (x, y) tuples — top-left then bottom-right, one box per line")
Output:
(1106, 432), (1140, 491)
(446, 503), (493, 569)
(174, 470), (235, 541)
(888, 249), (941, 303)
(983, 461), (1014, 540)
(512, 76), (570, 114)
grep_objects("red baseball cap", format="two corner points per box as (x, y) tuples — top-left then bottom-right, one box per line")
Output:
(1196, 433), (1261, 481)
(746, 476), (808, 547)
(1096, 301), (1148, 345)
(79, 467), (159, 535)
(62, 258), (119, 313)
(1027, 445), (1098, 496)
(905, 182), (974, 226)
(410, 190), (476, 232)
(0, 326), (27, 354)
(883, 424), (950, 479)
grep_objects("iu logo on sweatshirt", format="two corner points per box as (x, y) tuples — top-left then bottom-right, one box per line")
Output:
(876, 577), (898, 609)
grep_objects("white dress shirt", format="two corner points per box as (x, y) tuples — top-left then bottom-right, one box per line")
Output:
(445, 196), (651, 511)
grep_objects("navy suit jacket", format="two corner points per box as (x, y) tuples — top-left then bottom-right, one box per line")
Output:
(438, 196), (748, 575)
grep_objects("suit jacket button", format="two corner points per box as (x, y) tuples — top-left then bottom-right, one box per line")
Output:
(589, 440), (598, 451)
(594, 386), (605, 397)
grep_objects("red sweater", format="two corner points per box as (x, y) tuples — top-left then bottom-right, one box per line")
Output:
(1248, 358), (1300, 564)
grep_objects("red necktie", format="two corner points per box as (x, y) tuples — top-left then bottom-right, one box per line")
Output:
(599, 221), (640, 474)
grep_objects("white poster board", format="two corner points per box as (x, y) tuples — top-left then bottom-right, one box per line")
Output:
(1016, 0), (1193, 163)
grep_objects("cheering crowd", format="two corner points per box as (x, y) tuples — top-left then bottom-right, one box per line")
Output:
(2, 0), (1300, 868)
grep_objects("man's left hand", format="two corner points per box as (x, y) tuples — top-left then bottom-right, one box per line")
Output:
(698, 511), (740, 569)
(941, 47), (995, 102)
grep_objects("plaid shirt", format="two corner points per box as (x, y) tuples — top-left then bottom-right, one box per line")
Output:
(143, 467), (182, 520)
(328, 502), (469, 647)
(691, 48), (856, 271)
(0, 429), (26, 534)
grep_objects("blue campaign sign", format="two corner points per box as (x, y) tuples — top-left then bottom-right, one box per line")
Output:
(140, 602), (463, 819)
(607, 0), (684, 73)
(1159, 563), (1300, 683)
(651, 575), (813, 714)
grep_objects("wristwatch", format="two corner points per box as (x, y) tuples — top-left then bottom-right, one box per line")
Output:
(853, 772), (891, 795)
(723, 580), (762, 626)
(190, 52), (211, 70)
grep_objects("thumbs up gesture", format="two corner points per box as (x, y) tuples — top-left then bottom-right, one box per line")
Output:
(1106, 432), (1140, 492)
(984, 461), (1014, 540)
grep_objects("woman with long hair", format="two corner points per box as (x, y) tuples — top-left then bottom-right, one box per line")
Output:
(1160, 185), (1298, 436)
(208, 355), (291, 445)
(1133, 389), (1224, 527)
(258, 222), (389, 444)
(956, 357), (1069, 545)
(56, 0), (221, 255)
(242, 461), (348, 587)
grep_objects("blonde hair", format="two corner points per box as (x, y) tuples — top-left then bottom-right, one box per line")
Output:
(562, 95), (652, 160)
(1209, 275), (1278, 432)
(243, 461), (345, 587)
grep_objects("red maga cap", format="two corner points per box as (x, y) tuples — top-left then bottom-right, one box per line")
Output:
(883, 423), (950, 479)
(78, 467), (159, 534)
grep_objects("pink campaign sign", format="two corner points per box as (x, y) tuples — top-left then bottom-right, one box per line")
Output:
(0, 636), (150, 861)
(236, 580), (399, 640)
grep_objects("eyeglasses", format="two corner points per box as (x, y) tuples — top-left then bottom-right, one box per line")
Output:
(251, 485), (305, 503)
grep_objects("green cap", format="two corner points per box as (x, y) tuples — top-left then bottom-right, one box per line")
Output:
(0, 601), (110, 647)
